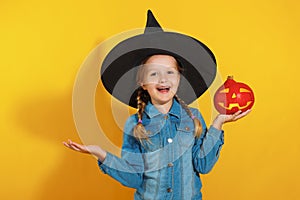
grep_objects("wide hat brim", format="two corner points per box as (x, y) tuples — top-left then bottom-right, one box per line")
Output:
(100, 11), (217, 108)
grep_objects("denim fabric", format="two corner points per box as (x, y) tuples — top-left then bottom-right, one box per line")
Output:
(98, 99), (224, 200)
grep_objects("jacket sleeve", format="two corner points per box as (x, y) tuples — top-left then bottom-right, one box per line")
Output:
(191, 109), (224, 174)
(98, 116), (144, 189)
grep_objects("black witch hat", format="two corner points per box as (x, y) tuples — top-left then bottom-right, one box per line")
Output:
(100, 10), (217, 108)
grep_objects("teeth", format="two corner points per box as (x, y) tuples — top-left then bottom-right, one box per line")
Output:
(157, 87), (170, 91)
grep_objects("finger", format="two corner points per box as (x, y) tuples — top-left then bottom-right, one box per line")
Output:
(232, 110), (242, 117)
(67, 140), (82, 150)
(234, 109), (252, 120)
(63, 141), (77, 150)
(63, 140), (84, 152)
(63, 141), (71, 148)
(69, 141), (83, 149)
(244, 109), (252, 115)
(69, 142), (89, 153)
(237, 109), (251, 117)
(65, 142), (81, 151)
(69, 145), (82, 151)
(228, 110), (241, 120)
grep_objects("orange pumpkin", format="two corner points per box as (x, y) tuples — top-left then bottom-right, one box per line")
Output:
(213, 76), (254, 114)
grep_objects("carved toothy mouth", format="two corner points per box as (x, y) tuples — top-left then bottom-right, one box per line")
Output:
(218, 101), (253, 110)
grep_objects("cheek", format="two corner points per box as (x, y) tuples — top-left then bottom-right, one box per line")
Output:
(172, 75), (180, 85)
(143, 85), (156, 93)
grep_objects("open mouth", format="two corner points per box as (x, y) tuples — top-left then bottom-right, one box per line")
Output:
(157, 86), (170, 93)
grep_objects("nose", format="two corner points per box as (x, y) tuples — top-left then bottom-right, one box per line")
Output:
(158, 73), (167, 83)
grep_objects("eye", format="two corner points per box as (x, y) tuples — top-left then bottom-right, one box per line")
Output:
(167, 70), (175, 75)
(220, 88), (229, 93)
(240, 88), (251, 92)
(150, 72), (158, 76)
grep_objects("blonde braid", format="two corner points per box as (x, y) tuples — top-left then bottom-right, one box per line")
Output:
(175, 94), (202, 138)
(133, 88), (150, 143)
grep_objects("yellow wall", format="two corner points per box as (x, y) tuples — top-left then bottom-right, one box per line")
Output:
(1, 0), (299, 199)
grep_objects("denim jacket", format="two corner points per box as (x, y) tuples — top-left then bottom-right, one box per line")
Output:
(98, 99), (224, 200)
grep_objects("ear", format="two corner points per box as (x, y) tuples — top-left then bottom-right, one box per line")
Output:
(140, 83), (147, 90)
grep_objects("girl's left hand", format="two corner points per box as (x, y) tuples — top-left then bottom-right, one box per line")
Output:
(212, 109), (252, 130)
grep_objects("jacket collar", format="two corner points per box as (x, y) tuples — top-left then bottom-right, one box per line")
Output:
(144, 99), (181, 119)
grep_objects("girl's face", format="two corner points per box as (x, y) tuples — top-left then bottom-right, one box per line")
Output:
(139, 55), (180, 106)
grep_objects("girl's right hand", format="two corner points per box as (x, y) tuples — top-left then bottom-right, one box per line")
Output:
(63, 139), (107, 162)
(212, 109), (251, 130)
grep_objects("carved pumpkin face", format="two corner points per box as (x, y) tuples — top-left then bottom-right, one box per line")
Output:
(214, 76), (254, 114)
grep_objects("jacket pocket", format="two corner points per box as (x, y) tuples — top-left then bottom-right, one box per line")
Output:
(176, 120), (195, 148)
(142, 121), (164, 152)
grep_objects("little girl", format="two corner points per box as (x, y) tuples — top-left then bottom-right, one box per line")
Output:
(64, 10), (250, 200)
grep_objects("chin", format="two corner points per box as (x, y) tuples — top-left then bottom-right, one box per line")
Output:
(154, 96), (174, 105)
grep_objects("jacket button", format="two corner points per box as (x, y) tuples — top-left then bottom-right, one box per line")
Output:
(167, 188), (172, 193)
(164, 115), (168, 119)
(167, 138), (173, 143)
(168, 163), (173, 167)
(185, 126), (190, 131)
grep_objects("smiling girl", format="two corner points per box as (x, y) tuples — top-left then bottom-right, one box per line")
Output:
(64, 10), (250, 200)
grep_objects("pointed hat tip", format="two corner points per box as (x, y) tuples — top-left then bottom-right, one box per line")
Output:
(146, 9), (156, 25)
(145, 9), (163, 33)
(147, 9), (153, 16)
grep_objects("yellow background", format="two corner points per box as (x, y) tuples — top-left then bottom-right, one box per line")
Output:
(1, 0), (299, 199)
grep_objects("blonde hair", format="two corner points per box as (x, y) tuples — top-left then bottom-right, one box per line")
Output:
(174, 94), (203, 138)
(133, 88), (150, 144)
